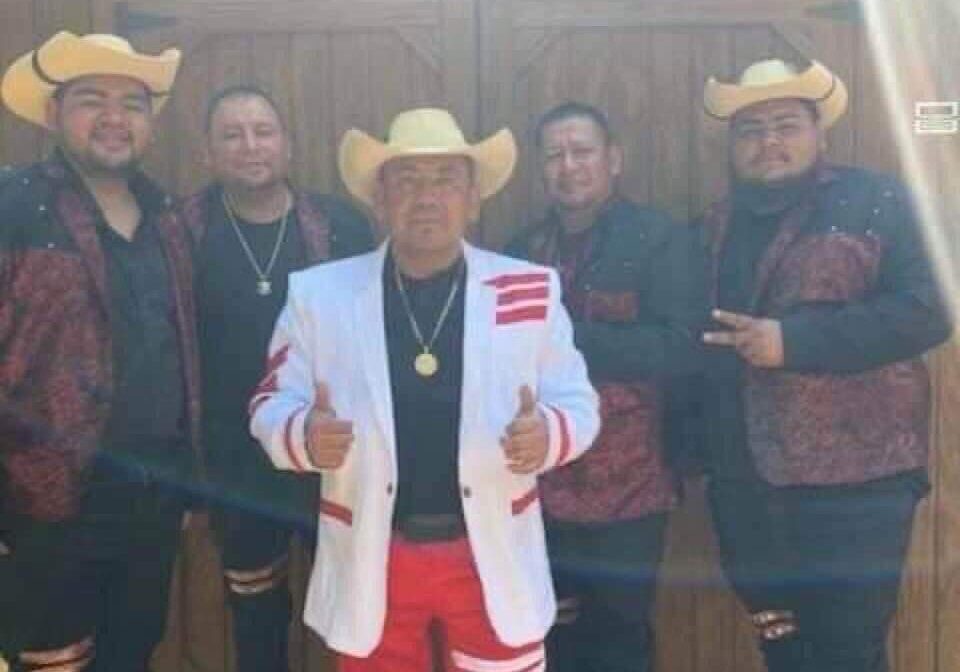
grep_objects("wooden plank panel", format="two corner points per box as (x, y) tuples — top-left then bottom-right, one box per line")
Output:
(394, 28), (444, 110)
(168, 38), (213, 195)
(329, 31), (374, 197)
(90, 0), (115, 32)
(893, 493), (937, 672)
(0, 0), (40, 166)
(23, 0), (95, 161)
(655, 482), (703, 672)
(249, 33), (294, 178)
(805, 20), (857, 165)
(607, 29), (653, 208)
(513, 0), (836, 27)
(123, 0), (439, 32)
(150, 533), (186, 671)
(176, 514), (233, 672)
(474, 0), (518, 247)
(34, 0), (93, 38)
(291, 33), (337, 193)
(209, 34), (254, 90)
(731, 24), (778, 74)
(935, 346), (960, 672)
(131, 30), (183, 191)
(854, 35), (899, 174)
(439, 0), (478, 130)
(931, 10), (960, 667)
(688, 28), (732, 214)
(647, 29), (694, 220)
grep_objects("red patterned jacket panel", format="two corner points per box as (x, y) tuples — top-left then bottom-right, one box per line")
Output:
(0, 157), (202, 521)
(703, 165), (951, 485)
(508, 197), (708, 521)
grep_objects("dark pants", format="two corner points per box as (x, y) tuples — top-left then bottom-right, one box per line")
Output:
(708, 471), (924, 672)
(209, 493), (316, 672)
(0, 462), (185, 671)
(544, 514), (667, 672)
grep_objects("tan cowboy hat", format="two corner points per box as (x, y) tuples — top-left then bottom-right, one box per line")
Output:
(338, 108), (517, 208)
(1, 31), (181, 128)
(703, 59), (848, 129)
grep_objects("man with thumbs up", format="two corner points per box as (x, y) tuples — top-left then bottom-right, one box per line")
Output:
(303, 382), (355, 470)
(501, 385), (550, 474)
(250, 109), (599, 672)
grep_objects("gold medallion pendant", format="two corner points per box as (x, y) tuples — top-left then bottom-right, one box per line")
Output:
(414, 351), (439, 377)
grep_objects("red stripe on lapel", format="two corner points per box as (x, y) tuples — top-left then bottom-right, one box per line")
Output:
(319, 499), (353, 525)
(484, 272), (550, 289)
(546, 405), (572, 467)
(248, 373), (278, 415)
(284, 405), (308, 471)
(264, 344), (291, 376)
(248, 393), (271, 416)
(496, 285), (549, 306)
(496, 305), (548, 325)
(511, 486), (540, 515)
(517, 659), (546, 672)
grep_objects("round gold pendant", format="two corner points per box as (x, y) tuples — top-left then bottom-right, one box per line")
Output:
(414, 352), (439, 377)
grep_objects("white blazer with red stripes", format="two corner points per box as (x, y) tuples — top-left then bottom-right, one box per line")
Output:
(250, 241), (599, 656)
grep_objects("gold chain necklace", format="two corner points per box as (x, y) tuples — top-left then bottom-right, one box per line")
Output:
(222, 190), (291, 296)
(393, 259), (463, 377)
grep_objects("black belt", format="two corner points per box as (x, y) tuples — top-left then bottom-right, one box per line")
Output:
(394, 514), (466, 543)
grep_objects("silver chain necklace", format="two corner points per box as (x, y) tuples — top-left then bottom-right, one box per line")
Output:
(393, 259), (463, 377)
(222, 190), (291, 296)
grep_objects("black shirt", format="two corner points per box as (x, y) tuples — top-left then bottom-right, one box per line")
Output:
(197, 197), (305, 467)
(383, 254), (466, 521)
(97, 213), (187, 472)
(705, 207), (785, 478)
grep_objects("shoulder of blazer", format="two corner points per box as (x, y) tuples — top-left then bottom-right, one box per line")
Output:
(290, 248), (380, 293)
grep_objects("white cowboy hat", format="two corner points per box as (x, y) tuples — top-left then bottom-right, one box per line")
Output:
(1, 31), (181, 128)
(338, 108), (517, 208)
(703, 59), (848, 129)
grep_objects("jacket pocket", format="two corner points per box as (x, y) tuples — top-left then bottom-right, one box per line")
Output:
(584, 290), (639, 322)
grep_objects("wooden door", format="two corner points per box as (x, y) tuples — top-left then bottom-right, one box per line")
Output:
(1, 1), (958, 671)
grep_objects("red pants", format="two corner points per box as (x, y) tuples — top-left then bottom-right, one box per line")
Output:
(337, 536), (545, 672)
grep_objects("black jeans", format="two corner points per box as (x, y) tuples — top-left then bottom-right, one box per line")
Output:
(209, 494), (316, 672)
(708, 471), (924, 672)
(544, 514), (668, 672)
(0, 461), (185, 671)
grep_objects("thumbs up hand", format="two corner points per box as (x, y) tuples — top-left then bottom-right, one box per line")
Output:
(502, 384), (549, 474)
(305, 382), (354, 470)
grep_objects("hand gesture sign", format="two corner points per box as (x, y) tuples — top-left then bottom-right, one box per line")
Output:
(703, 309), (784, 368)
(502, 385), (549, 474)
(305, 382), (354, 470)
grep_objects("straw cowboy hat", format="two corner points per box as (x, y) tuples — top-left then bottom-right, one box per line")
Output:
(1, 31), (181, 128)
(338, 108), (517, 208)
(703, 59), (848, 129)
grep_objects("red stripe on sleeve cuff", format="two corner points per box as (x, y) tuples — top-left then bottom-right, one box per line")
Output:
(284, 405), (309, 471)
(546, 405), (572, 467)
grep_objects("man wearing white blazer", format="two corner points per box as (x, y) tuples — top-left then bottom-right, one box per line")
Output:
(250, 108), (599, 672)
